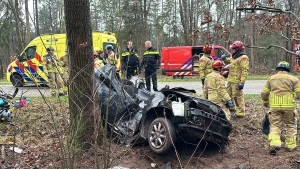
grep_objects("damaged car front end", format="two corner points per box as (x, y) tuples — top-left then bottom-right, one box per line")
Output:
(96, 65), (232, 154)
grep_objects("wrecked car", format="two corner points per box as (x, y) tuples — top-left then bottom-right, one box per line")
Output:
(96, 64), (232, 154)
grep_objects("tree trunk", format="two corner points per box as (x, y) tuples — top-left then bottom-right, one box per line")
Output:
(25, 0), (31, 44)
(35, 0), (40, 36)
(64, 0), (95, 162)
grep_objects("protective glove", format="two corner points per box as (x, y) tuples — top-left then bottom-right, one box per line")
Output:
(201, 78), (205, 85)
(238, 83), (244, 90)
(263, 103), (270, 108)
(221, 54), (228, 60)
(226, 100), (235, 111)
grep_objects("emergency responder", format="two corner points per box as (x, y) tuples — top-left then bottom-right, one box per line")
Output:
(106, 45), (118, 65)
(94, 50), (106, 69)
(121, 41), (141, 79)
(261, 61), (300, 155)
(43, 46), (64, 96)
(222, 41), (249, 117)
(199, 44), (213, 86)
(59, 48), (69, 95)
(141, 41), (161, 92)
(203, 60), (234, 121)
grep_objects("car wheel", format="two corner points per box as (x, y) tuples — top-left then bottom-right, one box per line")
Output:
(180, 75), (184, 79)
(148, 117), (176, 154)
(11, 74), (24, 87)
(172, 75), (176, 79)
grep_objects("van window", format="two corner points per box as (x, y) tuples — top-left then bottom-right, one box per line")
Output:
(20, 46), (37, 62)
(214, 49), (227, 58)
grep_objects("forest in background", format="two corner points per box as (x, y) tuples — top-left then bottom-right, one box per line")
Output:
(0, 0), (299, 78)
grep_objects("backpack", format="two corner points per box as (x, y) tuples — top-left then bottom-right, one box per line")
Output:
(127, 52), (139, 66)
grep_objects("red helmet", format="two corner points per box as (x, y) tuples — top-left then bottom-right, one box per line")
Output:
(221, 64), (229, 78)
(230, 41), (244, 51)
(203, 44), (212, 53)
(212, 60), (223, 69)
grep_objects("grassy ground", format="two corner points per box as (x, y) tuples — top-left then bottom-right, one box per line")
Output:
(1, 94), (299, 168)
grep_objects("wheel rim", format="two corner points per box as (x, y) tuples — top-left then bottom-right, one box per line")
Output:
(149, 121), (167, 149)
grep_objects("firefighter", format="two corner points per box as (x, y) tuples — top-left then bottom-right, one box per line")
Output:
(203, 60), (235, 121)
(222, 41), (249, 117)
(199, 44), (213, 86)
(141, 41), (161, 92)
(261, 61), (300, 155)
(94, 49), (106, 69)
(105, 45), (118, 65)
(43, 46), (64, 97)
(59, 48), (69, 95)
(121, 41), (141, 79)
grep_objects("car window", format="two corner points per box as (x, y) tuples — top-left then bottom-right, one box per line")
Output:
(20, 46), (37, 62)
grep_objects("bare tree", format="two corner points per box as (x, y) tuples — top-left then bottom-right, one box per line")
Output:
(64, 0), (95, 166)
(25, 0), (30, 44)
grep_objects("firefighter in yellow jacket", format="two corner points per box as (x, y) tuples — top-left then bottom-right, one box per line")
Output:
(106, 45), (118, 65)
(59, 48), (69, 95)
(261, 61), (300, 155)
(222, 41), (249, 117)
(43, 46), (64, 96)
(199, 44), (212, 86)
(203, 60), (235, 121)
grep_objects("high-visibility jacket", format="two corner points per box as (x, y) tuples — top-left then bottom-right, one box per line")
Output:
(142, 47), (161, 68)
(107, 51), (118, 65)
(261, 71), (300, 109)
(199, 54), (212, 79)
(43, 54), (61, 73)
(59, 54), (69, 72)
(223, 54), (249, 83)
(203, 70), (231, 102)
(94, 58), (105, 69)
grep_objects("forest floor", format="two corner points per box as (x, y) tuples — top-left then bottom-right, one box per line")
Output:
(0, 95), (300, 169)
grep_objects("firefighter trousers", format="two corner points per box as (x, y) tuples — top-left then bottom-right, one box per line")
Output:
(145, 67), (158, 91)
(226, 82), (245, 117)
(48, 72), (64, 95)
(268, 108), (297, 141)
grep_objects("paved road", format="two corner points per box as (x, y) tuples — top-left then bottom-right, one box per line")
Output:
(0, 80), (266, 97)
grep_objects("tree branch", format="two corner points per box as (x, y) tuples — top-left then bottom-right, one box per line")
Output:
(236, 5), (300, 24)
(246, 45), (297, 55)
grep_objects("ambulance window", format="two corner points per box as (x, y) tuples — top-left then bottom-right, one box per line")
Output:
(21, 46), (37, 61)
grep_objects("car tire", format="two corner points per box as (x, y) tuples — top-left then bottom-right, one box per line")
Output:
(11, 74), (24, 87)
(148, 117), (176, 154)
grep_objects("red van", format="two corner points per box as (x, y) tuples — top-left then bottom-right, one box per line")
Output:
(161, 45), (231, 78)
(293, 44), (300, 70)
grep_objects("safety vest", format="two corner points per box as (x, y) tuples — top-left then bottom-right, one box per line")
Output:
(203, 70), (231, 102)
(225, 54), (249, 83)
(198, 54), (212, 79)
(261, 71), (300, 109)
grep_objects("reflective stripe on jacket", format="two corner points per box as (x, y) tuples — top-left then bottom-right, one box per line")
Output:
(198, 54), (212, 79)
(203, 70), (231, 102)
(261, 71), (300, 108)
(142, 47), (160, 68)
(224, 54), (249, 83)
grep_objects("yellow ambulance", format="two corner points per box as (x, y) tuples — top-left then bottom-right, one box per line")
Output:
(7, 31), (119, 87)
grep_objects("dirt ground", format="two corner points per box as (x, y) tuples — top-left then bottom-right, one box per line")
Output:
(0, 96), (300, 169)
